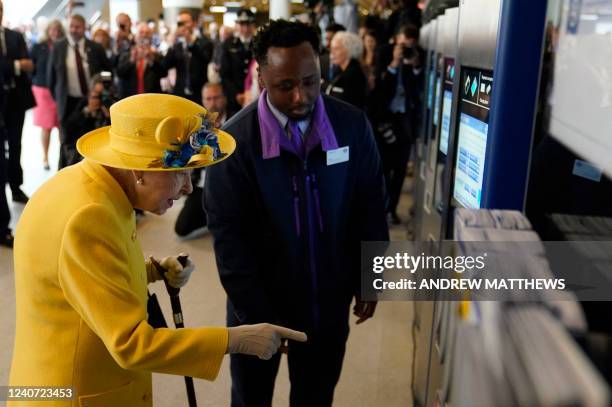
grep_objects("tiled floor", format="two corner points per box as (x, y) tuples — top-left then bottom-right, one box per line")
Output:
(0, 111), (415, 406)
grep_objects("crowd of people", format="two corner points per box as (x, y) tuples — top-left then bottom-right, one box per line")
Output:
(0, 0), (423, 248)
(5, 1), (426, 405)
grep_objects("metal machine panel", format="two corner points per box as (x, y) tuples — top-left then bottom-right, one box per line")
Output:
(481, 0), (547, 209)
(420, 7), (460, 243)
(413, 17), (440, 240)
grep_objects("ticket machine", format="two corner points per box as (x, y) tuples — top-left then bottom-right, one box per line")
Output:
(439, 0), (547, 236)
(413, 0), (548, 405)
(419, 8), (459, 243)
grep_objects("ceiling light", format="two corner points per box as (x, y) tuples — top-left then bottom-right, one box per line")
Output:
(210, 6), (228, 13)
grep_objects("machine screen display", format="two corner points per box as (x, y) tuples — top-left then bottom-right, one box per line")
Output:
(433, 58), (455, 213)
(433, 76), (442, 127)
(438, 59), (455, 157)
(427, 52), (436, 110)
(452, 68), (493, 209)
(439, 91), (452, 155)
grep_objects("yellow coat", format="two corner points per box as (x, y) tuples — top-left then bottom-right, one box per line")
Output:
(9, 159), (228, 406)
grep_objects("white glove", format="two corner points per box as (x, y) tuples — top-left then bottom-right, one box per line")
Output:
(144, 253), (195, 288)
(227, 323), (308, 360)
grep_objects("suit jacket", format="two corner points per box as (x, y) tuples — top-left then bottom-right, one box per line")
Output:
(116, 51), (168, 99)
(163, 36), (213, 103)
(63, 99), (111, 144)
(319, 50), (331, 82)
(324, 58), (367, 110)
(373, 43), (424, 122)
(0, 53), (8, 126)
(10, 159), (227, 406)
(205, 96), (388, 335)
(47, 38), (111, 121)
(220, 37), (253, 111)
(0, 28), (35, 111)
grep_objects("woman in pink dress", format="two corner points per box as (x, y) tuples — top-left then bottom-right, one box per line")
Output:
(31, 20), (64, 170)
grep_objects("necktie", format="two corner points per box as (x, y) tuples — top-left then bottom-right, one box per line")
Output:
(73, 44), (88, 97)
(183, 43), (192, 95)
(287, 120), (304, 158)
(137, 59), (145, 94)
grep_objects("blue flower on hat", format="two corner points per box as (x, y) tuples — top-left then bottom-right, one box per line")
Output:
(158, 113), (227, 168)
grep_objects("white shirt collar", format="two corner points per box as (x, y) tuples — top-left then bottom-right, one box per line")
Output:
(266, 93), (310, 135)
(67, 36), (85, 48)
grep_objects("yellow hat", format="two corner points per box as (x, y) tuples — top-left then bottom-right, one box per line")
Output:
(77, 93), (236, 171)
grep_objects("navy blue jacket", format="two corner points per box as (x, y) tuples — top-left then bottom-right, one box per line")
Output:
(1, 28), (35, 111)
(204, 95), (389, 337)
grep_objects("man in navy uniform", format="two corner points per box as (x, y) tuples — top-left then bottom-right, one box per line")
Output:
(205, 20), (388, 407)
(220, 8), (256, 113)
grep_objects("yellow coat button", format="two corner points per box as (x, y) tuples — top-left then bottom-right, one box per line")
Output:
(131, 230), (137, 241)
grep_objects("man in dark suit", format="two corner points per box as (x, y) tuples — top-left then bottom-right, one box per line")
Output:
(0, 0), (35, 203)
(375, 23), (424, 224)
(0, 46), (12, 246)
(48, 14), (111, 169)
(175, 82), (236, 238)
(163, 10), (213, 105)
(220, 8), (256, 113)
(116, 22), (167, 99)
(205, 20), (388, 407)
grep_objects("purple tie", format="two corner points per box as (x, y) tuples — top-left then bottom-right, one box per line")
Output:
(287, 120), (304, 158)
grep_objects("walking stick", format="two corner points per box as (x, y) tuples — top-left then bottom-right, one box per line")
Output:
(153, 254), (198, 407)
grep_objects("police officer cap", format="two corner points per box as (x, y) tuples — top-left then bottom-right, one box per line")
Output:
(236, 8), (255, 23)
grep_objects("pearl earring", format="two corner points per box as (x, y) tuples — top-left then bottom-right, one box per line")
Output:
(136, 177), (144, 185)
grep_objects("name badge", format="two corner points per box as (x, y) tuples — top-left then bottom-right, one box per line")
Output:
(572, 159), (602, 182)
(327, 146), (349, 166)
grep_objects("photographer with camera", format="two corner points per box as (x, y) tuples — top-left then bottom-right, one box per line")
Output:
(116, 22), (167, 99)
(114, 12), (135, 55)
(374, 23), (424, 225)
(62, 73), (114, 166)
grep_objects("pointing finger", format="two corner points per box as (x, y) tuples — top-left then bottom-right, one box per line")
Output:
(270, 325), (307, 342)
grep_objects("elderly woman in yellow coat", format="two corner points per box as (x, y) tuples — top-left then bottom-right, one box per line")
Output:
(9, 93), (306, 406)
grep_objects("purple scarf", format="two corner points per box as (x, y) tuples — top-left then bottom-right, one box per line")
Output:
(257, 90), (338, 160)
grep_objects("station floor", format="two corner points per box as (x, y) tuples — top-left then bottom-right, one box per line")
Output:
(0, 111), (414, 406)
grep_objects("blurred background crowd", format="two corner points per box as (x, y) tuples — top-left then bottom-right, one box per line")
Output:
(0, 0), (424, 246)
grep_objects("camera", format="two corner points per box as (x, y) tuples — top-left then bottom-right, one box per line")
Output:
(403, 46), (417, 61)
(98, 71), (118, 109)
